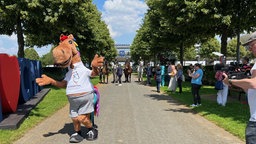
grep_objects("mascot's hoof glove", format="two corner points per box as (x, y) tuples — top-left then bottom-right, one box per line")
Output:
(69, 133), (83, 143)
(86, 128), (98, 141)
(91, 54), (104, 68)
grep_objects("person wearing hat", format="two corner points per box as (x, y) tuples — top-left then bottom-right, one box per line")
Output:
(223, 31), (256, 143)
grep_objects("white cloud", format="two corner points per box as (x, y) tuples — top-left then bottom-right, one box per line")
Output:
(102, 0), (148, 41)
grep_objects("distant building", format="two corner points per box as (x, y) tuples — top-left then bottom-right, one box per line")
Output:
(115, 44), (131, 64)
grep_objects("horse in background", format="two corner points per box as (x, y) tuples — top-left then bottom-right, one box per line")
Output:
(124, 60), (132, 82)
(102, 59), (109, 84)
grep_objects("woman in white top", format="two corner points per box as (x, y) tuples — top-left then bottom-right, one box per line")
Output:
(168, 61), (177, 92)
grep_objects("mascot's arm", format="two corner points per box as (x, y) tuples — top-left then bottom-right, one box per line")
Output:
(91, 54), (104, 77)
(91, 67), (99, 76)
(36, 74), (67, 88)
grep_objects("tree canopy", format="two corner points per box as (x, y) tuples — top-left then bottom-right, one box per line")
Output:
(132, 0), (256, 65)
(24, 48), (39, 60)
(0, 0), (116, 63)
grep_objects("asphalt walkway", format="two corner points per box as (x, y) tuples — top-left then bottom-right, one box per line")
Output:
(14, 76), (244, 144)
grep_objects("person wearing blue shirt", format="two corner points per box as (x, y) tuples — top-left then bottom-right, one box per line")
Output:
(160, 63), (165, 87)
(188, 63), (203, 107)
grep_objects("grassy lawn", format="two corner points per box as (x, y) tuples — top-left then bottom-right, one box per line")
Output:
(159, 81), (249, 141)
(0, 77), (100, 144)
(0, 74), (249, 143)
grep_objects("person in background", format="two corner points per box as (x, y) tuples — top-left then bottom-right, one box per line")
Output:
(160, 62), (165, 87)
(137, 57), (144, 82)
(116, 64), (123, 86)
(241, 56), (252, 76)
(215, 64), (228, 106)
(223, 31), (256, 143)
(155, 65), (162, 93)
(167, 62), (172, 84)
(111, 59), (118, 83)
(168, 61), (177, 92)
(176, 64), (183, 94)
(187, 64), (194, 82)
(145, 63), (152, 85)
(188, 63), (203, 107)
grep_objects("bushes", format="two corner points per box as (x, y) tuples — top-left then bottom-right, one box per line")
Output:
(42, 67), (68, 81)
(202, 66), (215, 86)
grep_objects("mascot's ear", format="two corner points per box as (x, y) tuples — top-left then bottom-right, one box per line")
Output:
(68, 34), (74, 40)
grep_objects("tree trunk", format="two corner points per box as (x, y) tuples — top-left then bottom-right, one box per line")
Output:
(220, 29), (228, 57)
(236, 31), (240, 64)
(17, 16), (25, 58)
(236, 2), (241, 64)
(179, 42), (184, 66)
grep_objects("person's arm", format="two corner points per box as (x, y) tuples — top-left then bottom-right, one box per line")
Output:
(223, 70), (256, 91)
(190, 73), (200, 79)
(189, 70), (200, 79)
(215, 71), (218, 79)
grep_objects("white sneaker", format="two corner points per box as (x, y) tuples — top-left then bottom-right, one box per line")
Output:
(118, 84), (122, 86)
(190, 104), (197, 107)
(69, 133), (83, 143)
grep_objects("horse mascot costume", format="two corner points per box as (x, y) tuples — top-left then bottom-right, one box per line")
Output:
(36, 34), (104, 143)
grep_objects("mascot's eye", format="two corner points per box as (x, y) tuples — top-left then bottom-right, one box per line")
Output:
(68, 40), (73, 44)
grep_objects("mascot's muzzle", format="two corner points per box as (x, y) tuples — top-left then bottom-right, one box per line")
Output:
(54, 56), (71, 67)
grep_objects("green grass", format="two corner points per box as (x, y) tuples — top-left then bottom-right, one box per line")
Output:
(132, 74), (247, 141)
(0, 77), (100, 144)
(0, 74), (249, 143)
(160, 81), (249, 141)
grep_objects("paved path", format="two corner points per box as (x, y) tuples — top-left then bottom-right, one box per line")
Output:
(14, 76), (244, 144)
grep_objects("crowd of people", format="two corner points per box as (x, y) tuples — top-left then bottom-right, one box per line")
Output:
(102, 57), (205, 106)
(99, 58), (132, 86)
(96, 31), (256, 143)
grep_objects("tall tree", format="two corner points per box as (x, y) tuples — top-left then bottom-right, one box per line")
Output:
(0, 0), (46, 57)
(26, 0), (116, 63)
(227, 38), (249, 59)
(199, 38), (220, 60)
(0, 0), (116, 62)
(24, 48), (39, 60)
(139, 0), (256, 64)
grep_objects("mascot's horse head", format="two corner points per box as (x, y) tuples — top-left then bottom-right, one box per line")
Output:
(52, 34), (80, 68)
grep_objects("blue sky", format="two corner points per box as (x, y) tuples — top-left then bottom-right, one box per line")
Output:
(0, 0), (148, 57)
